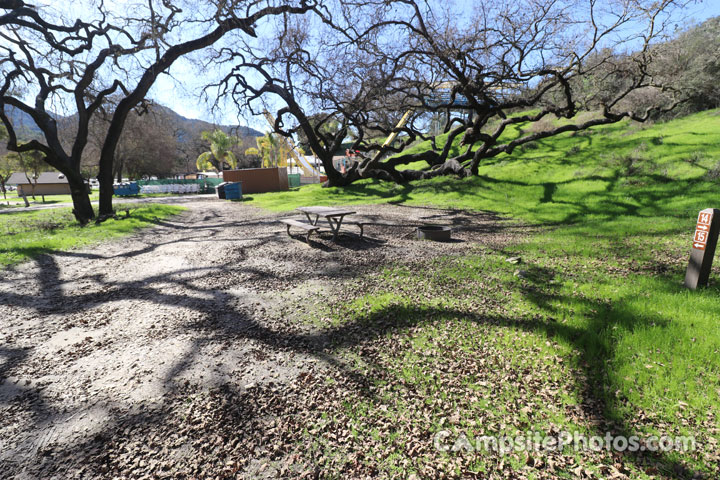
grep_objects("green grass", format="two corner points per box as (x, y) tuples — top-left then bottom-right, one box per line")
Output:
(250, 109), (720, 477)
(0, 204), (184, 267)
(0, 192), (101, 208)
(251, 109), (720, 223)
(0, 191), (198, 210)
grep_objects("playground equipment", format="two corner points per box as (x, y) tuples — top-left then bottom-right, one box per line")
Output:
(382, 110), (413, 148)
(262, 111), (324, 177)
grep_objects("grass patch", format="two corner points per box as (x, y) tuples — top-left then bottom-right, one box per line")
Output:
(0, 204), (184, 267)
(0, 192), (200, 210)
(0, 192), (101, 209)
(250, 109), (720, 477)
(308, 249), (719, 477)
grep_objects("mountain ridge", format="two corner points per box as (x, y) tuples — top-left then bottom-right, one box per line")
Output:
(3, 104), (263, 141)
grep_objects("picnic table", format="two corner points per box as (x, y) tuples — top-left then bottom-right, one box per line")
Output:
(296, 206), (357, 241)
(280, 206), (362, 243)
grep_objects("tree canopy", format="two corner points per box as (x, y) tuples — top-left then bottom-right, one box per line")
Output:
(0, 0), (708, 222)
(0, 0), (320, 222)
(210, 0), (694, 187)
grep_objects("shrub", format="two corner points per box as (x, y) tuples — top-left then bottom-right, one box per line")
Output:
(568, 145), (582, 155)
(708, 161), (720, 181)
(602, 150), (656, 177)
(685, 151), (707, 165)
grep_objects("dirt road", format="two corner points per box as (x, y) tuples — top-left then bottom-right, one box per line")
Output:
(0, 199), (522, 478)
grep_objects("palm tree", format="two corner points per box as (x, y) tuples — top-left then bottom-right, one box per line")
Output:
(196, 130), (241, 172)
(255, 134), (272, 168)
(256, 132), (290, 168)
(244, 147), (261, 167)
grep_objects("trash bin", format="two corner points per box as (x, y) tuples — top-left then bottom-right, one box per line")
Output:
(224, 181), (242, 200)
(216, 182), (229, 199)
(288, 173), (301, 188)
(114, 182), (140, 196)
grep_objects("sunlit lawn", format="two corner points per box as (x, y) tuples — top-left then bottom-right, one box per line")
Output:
(0, 191), (101, 208)
(247, 109), (720, 477)
(0, 204), (185, 267)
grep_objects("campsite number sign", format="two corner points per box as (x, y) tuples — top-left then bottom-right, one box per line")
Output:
(692, 210), (713, 250)
(684, 208), (720, 289)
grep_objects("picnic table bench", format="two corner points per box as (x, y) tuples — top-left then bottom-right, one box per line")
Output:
(280, 218), (320, 243)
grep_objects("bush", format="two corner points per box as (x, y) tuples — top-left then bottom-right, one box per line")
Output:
(601, 148), (656, 178)
(707, 161), (720, 181)
(684, 151), (707, 166)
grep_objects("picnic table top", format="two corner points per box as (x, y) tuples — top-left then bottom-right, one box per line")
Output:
(296, 206), (356, 216)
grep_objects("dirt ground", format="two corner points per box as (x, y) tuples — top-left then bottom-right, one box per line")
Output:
(0, 199), (528, 479)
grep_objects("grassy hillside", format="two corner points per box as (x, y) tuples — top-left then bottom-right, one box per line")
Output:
(252, 109), (720, 221)
(247, 110), (720, 478)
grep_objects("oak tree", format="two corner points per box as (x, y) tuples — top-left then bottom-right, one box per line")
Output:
(0, 0), (320, 222)
(213, 0), (692, 187)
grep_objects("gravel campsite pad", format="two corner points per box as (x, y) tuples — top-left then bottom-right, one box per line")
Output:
(0, 200), (529, 478)
(1, 200), (713, 479)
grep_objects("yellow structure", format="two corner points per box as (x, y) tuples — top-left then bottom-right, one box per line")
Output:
(263, 111), (323, 176)
(382, 110), (413, 148)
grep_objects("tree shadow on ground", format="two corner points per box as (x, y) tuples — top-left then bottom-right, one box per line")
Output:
(0, 207), (711, 478)
(7, 271), (705, 477)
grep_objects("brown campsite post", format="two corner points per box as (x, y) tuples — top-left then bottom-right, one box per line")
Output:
(684, 208), (720, 290)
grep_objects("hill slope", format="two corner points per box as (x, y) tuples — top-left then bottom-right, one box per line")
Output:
(246, 110), (720, 477)
(2, 104), (262, 143)
(152, 104), (262, 140)
(250, 109), (720, 224)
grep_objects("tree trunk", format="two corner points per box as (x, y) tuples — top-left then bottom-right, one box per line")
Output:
(115, 156), (124, 183)
(66, 169), (94, 224)
(98, 156), (115, 217)
(22, 169), (36, 200)
(324, 162), (361, 187)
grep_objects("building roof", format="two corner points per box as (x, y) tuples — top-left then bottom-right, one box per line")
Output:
(6, 171), (69, 185)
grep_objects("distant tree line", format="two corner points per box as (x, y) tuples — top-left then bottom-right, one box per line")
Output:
(628, 15), (720, 118)
(58, 101), (260, 182)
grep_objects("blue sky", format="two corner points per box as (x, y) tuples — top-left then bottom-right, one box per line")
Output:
(146, 0), (720, 132)
(6, 0), (720, 132)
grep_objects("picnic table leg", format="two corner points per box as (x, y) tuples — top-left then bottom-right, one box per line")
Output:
(304, 212), (320, 226)
(328, 215), (346, 241)
(325, 217), (337, 239)
(286, 223), (314, 244)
